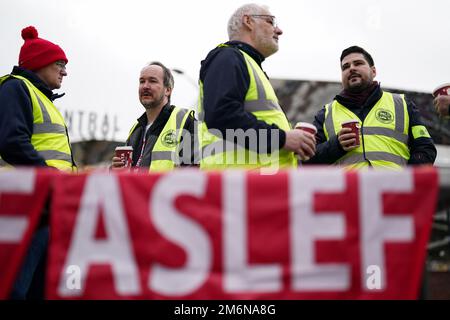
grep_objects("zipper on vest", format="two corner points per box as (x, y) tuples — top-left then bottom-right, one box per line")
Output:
(358, 103), (372, 168)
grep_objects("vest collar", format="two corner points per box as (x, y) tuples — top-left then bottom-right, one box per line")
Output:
(226, 41), (265, 66)
(11, 66), (62, 101)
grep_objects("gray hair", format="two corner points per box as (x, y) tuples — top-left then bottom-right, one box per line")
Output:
(227, 3), (268, 40)
(145, 61), (174, 90)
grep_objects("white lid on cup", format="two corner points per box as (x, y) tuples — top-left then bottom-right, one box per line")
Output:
(432, 83), (450, 97)
(295, 122), (317, 133)
(115, 146), (133, 151)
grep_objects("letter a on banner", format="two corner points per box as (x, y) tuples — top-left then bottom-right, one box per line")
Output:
(359, 168), (438, 298)
(49, 173), (140, 298)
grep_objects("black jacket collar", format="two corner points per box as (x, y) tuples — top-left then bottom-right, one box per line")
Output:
(335, 83), (383, 110)
(225, 41), (265, 66)
(137, 103), (174, 128)
(11, 66), (64, 101)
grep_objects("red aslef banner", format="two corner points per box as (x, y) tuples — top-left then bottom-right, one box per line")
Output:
(0, 169), (52, 299)
(46, 167), (438, 299)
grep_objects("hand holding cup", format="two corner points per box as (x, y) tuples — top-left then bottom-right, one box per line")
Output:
(433, 83), (450, 118)
(339, 120), (360, 151)
(111, 146), (133, 171)
(293, 122), (317, 161)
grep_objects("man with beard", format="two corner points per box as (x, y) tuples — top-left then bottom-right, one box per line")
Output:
(111, 61), (196, 171)
(198, 3), (316, 171)
(433, 93), (450, 118)
(306, 46), (436, 169)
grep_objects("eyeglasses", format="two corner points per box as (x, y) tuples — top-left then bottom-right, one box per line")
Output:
(55, 61), (66, 71)
(248, 14), (278, 28)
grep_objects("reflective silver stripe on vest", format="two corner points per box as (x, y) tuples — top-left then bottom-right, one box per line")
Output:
(198, 91), (205, 121)
(39, 150), (72, 162)
(151, 151), (175, 161)
(247, 59), (267, 100)
(32, 90), (68, 134)
(324, 102), (336, 138)
(33, 123), (67, 134)
(198, 111), (204, 121)
(33, 91), (52, 123)
(392, 93), (405, 133)
(244, 100), (281, 112)
(363, 127), (408, 144)
(243, 57), (282, 113)
(392, 93), (405, 132)
(337, 151), (407, 166)
(176, 108), (189, 129)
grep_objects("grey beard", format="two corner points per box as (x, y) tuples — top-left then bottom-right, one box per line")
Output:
(142, 102), (157, 110)
(141, 94), (165, 110)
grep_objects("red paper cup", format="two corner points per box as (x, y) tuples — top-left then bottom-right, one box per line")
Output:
(115, 146), (133, 168)
(295, 122), (317, 135)
(432, 83), (450, 97)
(341, 120), (360, 147)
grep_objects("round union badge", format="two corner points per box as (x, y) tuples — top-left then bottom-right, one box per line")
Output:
(375, 109), (394, 124)
(161, 129), (177, 148)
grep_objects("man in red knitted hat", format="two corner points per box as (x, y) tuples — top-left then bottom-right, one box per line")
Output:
(0, 26), (75, 169)
(0, 26), (76, 299)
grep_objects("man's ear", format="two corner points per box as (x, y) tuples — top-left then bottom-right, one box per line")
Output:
(242, 15), (253, 31)
(165, 86), (172, 98)
(371, 66), (377, 78)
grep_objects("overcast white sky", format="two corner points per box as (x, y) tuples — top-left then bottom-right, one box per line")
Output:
(1, 0), (449, 141)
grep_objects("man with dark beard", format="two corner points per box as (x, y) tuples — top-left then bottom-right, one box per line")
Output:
(111, 61), (197, 171)
(306, 46), (436, 169)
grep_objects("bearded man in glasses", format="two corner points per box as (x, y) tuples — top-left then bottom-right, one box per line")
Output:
(198, 3), (316, 172)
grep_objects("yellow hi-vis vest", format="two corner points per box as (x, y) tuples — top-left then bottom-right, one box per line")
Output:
(324, 91), (411, 169)
(0, 74), (75, 172)
(127, 106), (192, 172)
(199, 45), (297, 170)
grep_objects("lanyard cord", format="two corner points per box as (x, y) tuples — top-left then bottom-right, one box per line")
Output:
(135, 135), (146, 167)
(136, 125), (151, 167)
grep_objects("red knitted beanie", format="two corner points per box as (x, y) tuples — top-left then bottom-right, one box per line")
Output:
(18, 26), (68, 71)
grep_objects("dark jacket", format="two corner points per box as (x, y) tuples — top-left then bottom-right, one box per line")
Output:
(126, 103), (197, 167)
(306, 84), (437, 165)
(199, 41), (286, 153)
(0, 66), (70, 166)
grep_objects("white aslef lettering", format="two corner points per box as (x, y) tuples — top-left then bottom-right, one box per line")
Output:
(223, 171), (282, 292)
(149, 170), (211, 295)
(360, 170), (414, 291)
(289, 169), (350, 291)
(58, 173), (140, 297)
